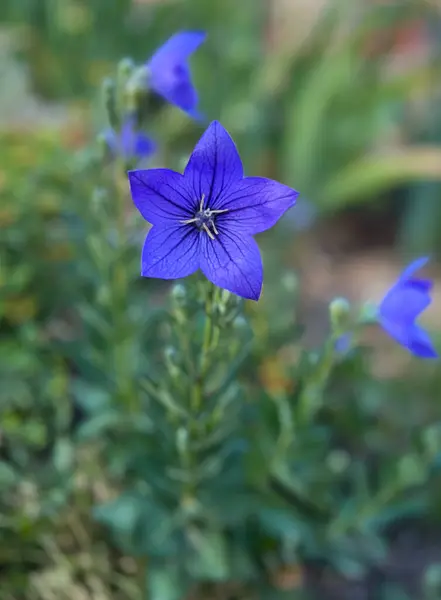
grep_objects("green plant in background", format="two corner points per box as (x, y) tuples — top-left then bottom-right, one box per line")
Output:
(2, 2), (441, 600)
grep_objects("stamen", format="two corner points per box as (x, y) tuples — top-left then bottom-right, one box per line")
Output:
(180, 197), (226, 239)
(202, 222), (215, 240)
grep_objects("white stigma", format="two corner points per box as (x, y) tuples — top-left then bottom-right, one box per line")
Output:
(180, 194), (228, 239)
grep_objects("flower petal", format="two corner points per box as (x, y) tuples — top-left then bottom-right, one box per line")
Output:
(128, 168), (194, 226)
(151, 62), (200, 114)
(134, 133), (157, 159)
(141, 225), (200, 279)
(379, 281), (432, 325)
(407, 324), (438, 358)
(399, 256), (429, 282)
(147, 31), (206, 115)
(184, 121), (244, 208)
(103, 128), (119, 155)
(379, 317), (438, 359)
(212, 176), (298, 234)
(148, 31), (206, 68)
(199, 230), (263, 300)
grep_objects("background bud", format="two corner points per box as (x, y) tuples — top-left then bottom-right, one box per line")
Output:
(329, 296), (351, 332)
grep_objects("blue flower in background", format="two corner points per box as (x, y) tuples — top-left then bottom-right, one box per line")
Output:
(378, 257), (438, 359)
(128, 121), (298, 300)
(105, 119), (156, 161)
(146, 31), (206, 118)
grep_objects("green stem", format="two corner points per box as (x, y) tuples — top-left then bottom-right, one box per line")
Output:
(297, 337), (336, 425)
(112, 164), (137, 412)
(139, 555), (149, 600)
(192, 282), (215, 412)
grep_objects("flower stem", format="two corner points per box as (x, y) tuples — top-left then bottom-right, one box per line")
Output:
(297, 337), (336, 425)
(139, 555), (149, 600)
(192, 282), (216, 413)
(112, 164), (137, 412)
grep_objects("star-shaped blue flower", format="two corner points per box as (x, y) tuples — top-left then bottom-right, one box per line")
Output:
(128, 121), (298, 300)
(146, 31), (206, 118)
(105, 119), (156, 161)
(378, 257), (438, 358)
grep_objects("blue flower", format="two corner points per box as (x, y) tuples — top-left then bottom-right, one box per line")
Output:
(105, 119), (156, 161)
(128, 121), (298, 300)
(378, 257), (437, 359)
(146, 31), (206, 118)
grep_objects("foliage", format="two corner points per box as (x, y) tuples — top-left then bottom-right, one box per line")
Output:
(1, 1), (441, 600)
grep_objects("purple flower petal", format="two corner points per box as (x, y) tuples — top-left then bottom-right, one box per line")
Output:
(147, 31), (206, 116)
(379, 281), (432, 325)
(199, 231), (263, 301)
(133, 133), (157, 159)
(104, 128), (119, 155)
(149, 31), (206, 67)
(399, 256), (429, 282)
(378, 257), (437, 359)
(213, 176), (298, 234)
(128, 169), (194, 226)
(380, 318), (438, 359)
(105, 121), (156, 161)
(407, 324), (438, 358)
(141, 225), (200, 279)
(184, 121), (244, 207)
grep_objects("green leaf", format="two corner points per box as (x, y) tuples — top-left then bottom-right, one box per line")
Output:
(186, 529), (230, 581)
(0, 461), (18, 490)
(71, 379), (111, 415)
(148, 563), (190, 600)
(53, 437), (75, 473)
(93, 492), (177, 558)
(94, 492), (144, 537)
(76, 410), (121, 440)
(323, 147), (441, 208)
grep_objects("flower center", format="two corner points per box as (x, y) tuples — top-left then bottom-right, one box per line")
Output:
(180, 195), (228, 240)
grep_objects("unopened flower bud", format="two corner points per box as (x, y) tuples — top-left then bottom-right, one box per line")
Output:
(164, 346), (180, 378)
(281, 271), (298, 294)
(118, 57), (135, 78)
(232, 315), (248, 332)
(359, 301), (378, 324)
(329, 297), (351, 331)
(176, 427), (188, 454)
(102, 77), (115, 97)
(424, 564), (441, 593)
(96, 132), (111, 159)
(126, 67), (149, 111)
(97, 284), (111, 307)
(171, 283), (187, 307)
(91, 187), (108, 213)
(102, 77), (118, 129)
(326, 449), (350, 474)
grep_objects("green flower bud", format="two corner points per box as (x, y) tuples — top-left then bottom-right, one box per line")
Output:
(125, 67), (149, 112)
(164, 346), (180, 378)
(232, 315), (248, 332)
(281, 271), (298, 294)
(117, 57), (135, 78)
(102, 77), (118, 129)
(326, 449), (350, 474)
(329, 297), (351, 331)
(91, 187), (108, 213)
(171, 283), (187, 307)
(359, 301), (378, 324)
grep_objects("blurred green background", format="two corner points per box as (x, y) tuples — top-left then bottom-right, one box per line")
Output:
(1, 1), (441, 599)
